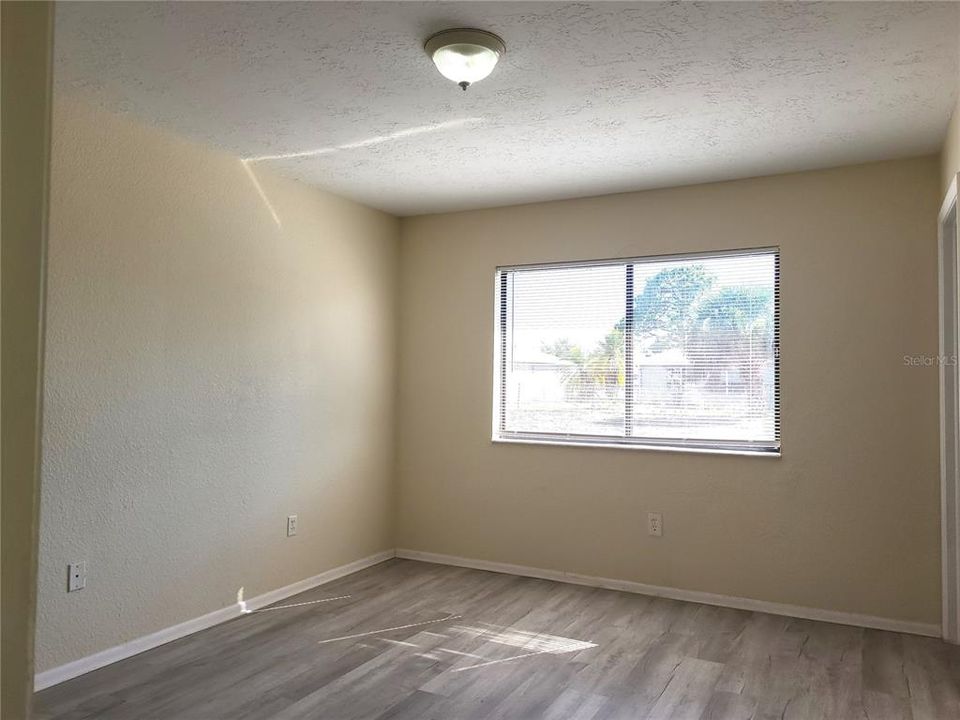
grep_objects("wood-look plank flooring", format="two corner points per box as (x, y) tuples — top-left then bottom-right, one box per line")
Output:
(34, 559), (960, 719)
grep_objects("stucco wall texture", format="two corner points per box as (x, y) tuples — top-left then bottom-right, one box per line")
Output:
(35, 97), (399, 672)
(37, 99), (945, 676)
(943, 100), (960, 196)
(396, 157), (943, 627)
(941, 14), (960, 196)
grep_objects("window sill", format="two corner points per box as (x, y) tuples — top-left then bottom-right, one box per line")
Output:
(491, 436), (781, 458)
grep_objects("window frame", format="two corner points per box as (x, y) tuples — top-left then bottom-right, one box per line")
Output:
(492, 246), (781, 457)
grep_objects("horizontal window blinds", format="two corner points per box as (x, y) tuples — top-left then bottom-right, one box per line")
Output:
(495, 248), (780, 453)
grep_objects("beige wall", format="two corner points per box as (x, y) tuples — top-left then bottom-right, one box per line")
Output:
(1, 2), (54, 716)
(397, 157), (942, 625)
(32, 85), (947, 680)
(943, 100), (960, 196)
(942, 15), (960, 196)
(35, 97), (399, 673)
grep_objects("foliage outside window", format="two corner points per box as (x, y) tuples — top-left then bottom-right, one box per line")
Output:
(494, 248), (780, 454)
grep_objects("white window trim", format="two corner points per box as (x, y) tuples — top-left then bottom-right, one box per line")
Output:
(492, 436), (781, 458)
(492, 246), (781, 456)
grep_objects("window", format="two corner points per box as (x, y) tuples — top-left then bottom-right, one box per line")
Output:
(494, 248), (780, 454)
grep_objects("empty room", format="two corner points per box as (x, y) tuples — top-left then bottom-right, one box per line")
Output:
(5, 1), (960, 718)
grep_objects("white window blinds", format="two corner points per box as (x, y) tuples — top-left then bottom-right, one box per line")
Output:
(495, 248), (780, 453)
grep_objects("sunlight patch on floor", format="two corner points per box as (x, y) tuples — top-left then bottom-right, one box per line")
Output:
(445, 623), (598, 672)
(253, 595), (351, 613)
(316, 613), (462, 645)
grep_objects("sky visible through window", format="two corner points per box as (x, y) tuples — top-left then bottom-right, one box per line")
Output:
(510, 255), (775, 364)
(499, 251), (779, 450)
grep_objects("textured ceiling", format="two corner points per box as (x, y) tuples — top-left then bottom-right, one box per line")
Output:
(56, 1), (958, 216)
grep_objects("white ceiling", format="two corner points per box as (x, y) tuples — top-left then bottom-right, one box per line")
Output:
(56, 1), (959, 216)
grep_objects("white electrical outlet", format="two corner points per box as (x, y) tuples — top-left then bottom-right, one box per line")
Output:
(286, 514), (298, 537)
(647, 512), (663, 537)
(68, 561), (87, 592)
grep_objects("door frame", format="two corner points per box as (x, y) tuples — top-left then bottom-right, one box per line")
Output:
(939, 173), (960, 644)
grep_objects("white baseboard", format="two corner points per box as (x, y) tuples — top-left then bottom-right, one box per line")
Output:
(35, 545), (941, 692)
(34, 549), (396, 691)
(395, 548), (941, 639)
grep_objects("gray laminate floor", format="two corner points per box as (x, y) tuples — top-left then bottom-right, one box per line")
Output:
(34, 558), (960, 719)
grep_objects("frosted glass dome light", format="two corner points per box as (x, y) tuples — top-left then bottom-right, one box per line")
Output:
(424, 29), (506, 91)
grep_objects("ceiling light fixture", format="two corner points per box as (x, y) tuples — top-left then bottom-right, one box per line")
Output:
(424, 28), (505, 91)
